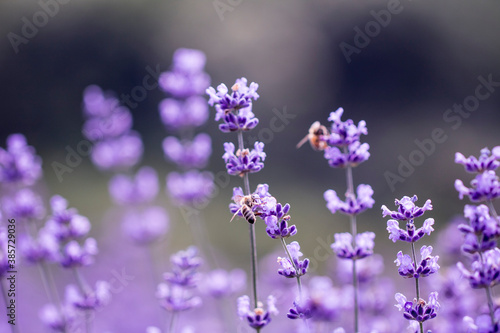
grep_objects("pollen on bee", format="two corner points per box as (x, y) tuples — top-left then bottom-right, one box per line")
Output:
(236, 148), (249, 157)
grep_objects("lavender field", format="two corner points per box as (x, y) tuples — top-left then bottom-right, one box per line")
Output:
(1, 1), (500, 332)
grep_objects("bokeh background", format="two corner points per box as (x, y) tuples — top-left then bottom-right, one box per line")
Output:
(1, 0), (500, 331)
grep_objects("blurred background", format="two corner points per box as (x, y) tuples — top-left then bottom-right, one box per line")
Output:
(1, 0), (500, 331)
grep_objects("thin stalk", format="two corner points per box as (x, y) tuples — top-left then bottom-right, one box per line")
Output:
(168, 313), (177, 333)
(344, 159), (359, 333)
(238, 131), (260, 333)
(410, 242), (423, 333)
(488, 200), (499, 223)
(73, 269), (93, 333)
(280, 238), (302, 297)
(477, 250), (496, 325)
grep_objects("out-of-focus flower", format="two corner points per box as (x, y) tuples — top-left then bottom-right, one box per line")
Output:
(44, 195), (91, 241)
(59, 238), (98, 268)
(331, 232), (375, 260)
(39, 303), (75, 332)
(163, 133), (212, 169)
(166, 171), (214, 207)
(2, 188), (45, 220)
(324, 184), (374, 216)
(65, 280), (111, 310)
(90, 133), (143, 171)
(109, 166), (159, 206)
(457, 248), (500, 289)
(19, 230), (59, 264)
(455, 170), (500, 202)
(159, 97), (209, 130)
(463, 308), (500, 333)
(199, 268), (246, 299)
(121, 206), (169, 245)
(0, 133), (42, 186)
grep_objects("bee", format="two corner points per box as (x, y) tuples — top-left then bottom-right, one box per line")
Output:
(230, 194), (263, 224)
(296, 121), (329, 151)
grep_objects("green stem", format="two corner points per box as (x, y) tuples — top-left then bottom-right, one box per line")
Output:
(344, 159), (359, 333)
(410, 242), (423, 333)
(280, 238), (302, 297)
(73, 269), (93, 333)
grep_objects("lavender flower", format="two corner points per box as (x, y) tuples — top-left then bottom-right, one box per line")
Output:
(108, 166), (159, 206)
(455, 170), (500, 202)
(386, 218), (435, 243)
(199, 268), (246, 299)
(463, 308), (500, 333)
(0, 133), (42, 186)
(121, 206), (169, 245)
(90, 132), (143, 171)
(206, 78), (260, 132)
(65, 280), (111, 310)
(277, 241), (309, 278)
(59, 238), (98, 268)
(222, 141), (266, 176)
(163, 133), (212, 169)
(19, 230), (59, 264)
(394, 292), (440, 323)
(159, 97), (209, 130)
(459, 205), (500, 254)
(327, 108), (368, 147)
(262, 200), (297, 239)
(44, 195), (91, 241)
(395, 246), (440, 279)
(166, 170), (214, 207)
(455, 147), (500, 173)
(324, 141), (370, 168)
(39, 303), (75, 332)
(331, 232), (375, 260)
(157, 247), (202, 312)
(159, 48), (210, 99)
(2, 188), (45, 220)
(324, 184), (374, 215)
(237, 295), (278, 329)
(381, 195), (433, 222)
(457, 248), (500, 289)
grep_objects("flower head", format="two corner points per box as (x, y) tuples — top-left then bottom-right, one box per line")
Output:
(65, 280), (111, 310)
(3, 188), (45, 220)
(386, 218), (435, 243)
(455, 170), (500, 202)
(206, 78), (260, 133)
(159, 97), (209, 130)
(394, 292), (440, 323)
(199, 269), (246, 299)
(121, 206), (169, 245)
(59, 238), (98, 268)
(327, 108), (368, 147)
(331, 232), (375, 260)
(44, 195), (91, 241)
(381, 195), (433, 222)
(455, 147), (500, 174)
(90, 132), (143, 171)
(395, 245), (440, 279)
(109, 166), (159, 206)
(0, 133), (42, 186)
(457, 248), (500, 289)
(277, 241), (309, 278)
(324, 184), (374, 216)
(163, 133), (212, 169)
(166, 170), (214, 207)
(222, 141), (266, 176)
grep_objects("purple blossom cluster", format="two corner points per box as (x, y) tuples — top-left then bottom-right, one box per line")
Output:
(382, 195), (440, 328)
(160, 48), (214, 209)
(454, 147), (500, 332)
(0, 134), (42, 186)
(82, 85), (143, 171)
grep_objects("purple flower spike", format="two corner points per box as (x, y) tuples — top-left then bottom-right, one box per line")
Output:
(39, 303), (75, 332)
(237, 295), (277, 329)
(455, 147), (500, 174)
(66, 280), (111, 310)
(331, 232), (375, 260)
(44, 195), (91, 241)
(163, 133), (212, 169)
(109, 166), (159, 206)
(166, 170), (214, 207)
(200, 268), (246, 299)
(159, 97), (209, 130)
(3, 188), (45, 220)
(327, 108), (368, 147)
(455, 170), (500, 202)
(277, 241), (309, 278)
(90, 132), (143, 171)
(160, 49), (210, 99)
(206, 78), (260, 133)
(381, 195), (433, 222)
(394, 292), (440, 323)
(19, 230), (59, 264)
(395, 245), (440, 279)
(156, 283), (202, 312)
(60, 238), (98, 268)
(457, 248), (500, 289)
(324, 184), (374, 216)
(122, 206), (169, 245)
(0, 133), (42, 186)
(386, 218), (434, 243)
(324, 142), (370, 168)
(463, 308), (500, 333)
(222, 141), (266, 176)
(459, 205), (500, 254)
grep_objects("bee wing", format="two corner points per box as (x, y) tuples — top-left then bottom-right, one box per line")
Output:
(296, 134), (310, 149)
(232, 195), (244, 203)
